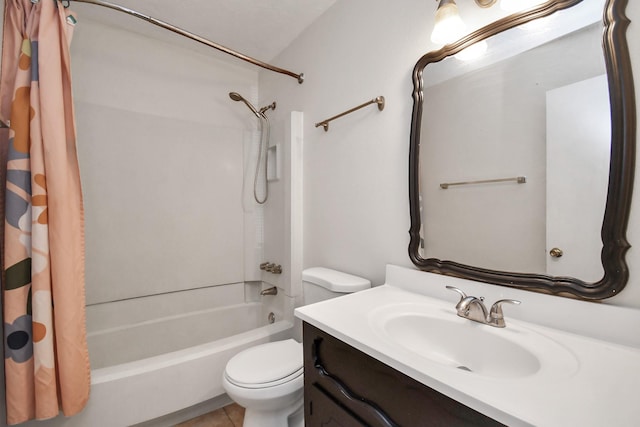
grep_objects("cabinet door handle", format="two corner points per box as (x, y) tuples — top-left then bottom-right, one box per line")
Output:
(312, 338), (399, 427)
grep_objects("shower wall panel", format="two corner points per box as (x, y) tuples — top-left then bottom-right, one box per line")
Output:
(70, 17), (259, 304)
(76, 104), (244, 303)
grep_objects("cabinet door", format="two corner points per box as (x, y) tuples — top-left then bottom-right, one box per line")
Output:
(306, 383), (367, 427)
(303, 322), (504, 427)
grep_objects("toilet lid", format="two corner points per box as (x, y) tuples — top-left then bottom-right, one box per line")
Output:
(225, 339), (303, 388)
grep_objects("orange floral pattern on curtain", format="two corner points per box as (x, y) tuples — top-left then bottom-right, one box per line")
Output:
(1, 0), (90, 424)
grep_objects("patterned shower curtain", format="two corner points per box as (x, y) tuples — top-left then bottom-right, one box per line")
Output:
(0, 0), (90, 424)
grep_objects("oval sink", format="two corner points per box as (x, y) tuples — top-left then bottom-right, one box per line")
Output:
(371, 304), (577, 380)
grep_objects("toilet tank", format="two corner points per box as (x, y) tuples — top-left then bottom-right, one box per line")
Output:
(302, 267), (371, 305)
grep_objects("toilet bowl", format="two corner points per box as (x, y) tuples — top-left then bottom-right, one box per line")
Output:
(223, 339), (304, 427)
(222, 267), (371, 427)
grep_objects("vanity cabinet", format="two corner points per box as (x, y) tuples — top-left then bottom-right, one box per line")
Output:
(303, 322), (503, 427)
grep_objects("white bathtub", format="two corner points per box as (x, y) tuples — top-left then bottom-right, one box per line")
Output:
(19, 284), (294, 427)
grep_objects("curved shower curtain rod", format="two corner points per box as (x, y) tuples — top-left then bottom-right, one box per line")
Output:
(67, 0), (305, 84)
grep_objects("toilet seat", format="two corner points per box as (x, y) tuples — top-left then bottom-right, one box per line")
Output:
(224, 339), (303, 389)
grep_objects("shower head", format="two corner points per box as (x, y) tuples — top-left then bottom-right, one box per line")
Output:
(229, 92), (261, 118)
(228, 92), (244, 102)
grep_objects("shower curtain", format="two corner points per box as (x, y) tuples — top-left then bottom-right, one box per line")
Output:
(0, 0), (90, 424)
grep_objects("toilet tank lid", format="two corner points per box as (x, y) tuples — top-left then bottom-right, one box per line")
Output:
(302, 267), (371, 293)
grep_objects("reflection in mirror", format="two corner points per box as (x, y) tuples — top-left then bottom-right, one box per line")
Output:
(408, 0), (636, 300)
(421, 21), (607, 280)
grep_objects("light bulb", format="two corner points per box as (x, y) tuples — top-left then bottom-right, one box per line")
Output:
(431, 0), (466, 45)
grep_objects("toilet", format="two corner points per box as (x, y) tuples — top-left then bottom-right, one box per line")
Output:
(222, 267), (371, 427)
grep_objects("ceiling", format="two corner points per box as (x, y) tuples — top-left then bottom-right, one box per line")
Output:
(70, 0), (337, 62)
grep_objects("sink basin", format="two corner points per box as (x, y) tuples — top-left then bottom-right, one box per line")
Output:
(370, 303), (577, 379)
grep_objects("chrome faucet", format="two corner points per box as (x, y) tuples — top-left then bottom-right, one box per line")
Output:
(446, 286), (520, 328)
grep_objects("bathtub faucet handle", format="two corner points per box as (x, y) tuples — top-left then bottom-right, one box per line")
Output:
(260, 262), (271, 270)
(260, 262), (282, 274)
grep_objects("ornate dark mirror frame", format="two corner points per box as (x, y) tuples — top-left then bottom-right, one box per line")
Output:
(408, 0), (636, 300)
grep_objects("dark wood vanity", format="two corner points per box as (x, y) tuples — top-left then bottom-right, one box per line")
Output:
(303, 322), (504, 427)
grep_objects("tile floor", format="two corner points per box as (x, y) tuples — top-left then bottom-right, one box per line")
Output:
(175, 403), (245, 427)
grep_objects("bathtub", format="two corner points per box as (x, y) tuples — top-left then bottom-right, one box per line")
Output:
(19, 284), (294, 427)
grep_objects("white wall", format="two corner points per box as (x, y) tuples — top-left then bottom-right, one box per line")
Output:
(259, 0), (640, 309)
(259, 1), (435, 287)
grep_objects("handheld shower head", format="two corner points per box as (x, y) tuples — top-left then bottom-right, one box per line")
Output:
(229, 92), (261, 118)
(228, 91), (276, 205)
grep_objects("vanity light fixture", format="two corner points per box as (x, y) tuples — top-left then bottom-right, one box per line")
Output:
(430, 0), (497, 44)
(430, 0), (467, 44)
(430, 0), (544, 45)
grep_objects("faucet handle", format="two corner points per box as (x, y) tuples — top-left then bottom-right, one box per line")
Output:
(445, 286), (467, 302)
(488, 299), (521, 328)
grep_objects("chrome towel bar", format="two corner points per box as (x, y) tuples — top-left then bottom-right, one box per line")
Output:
(440, 176), (526, 189)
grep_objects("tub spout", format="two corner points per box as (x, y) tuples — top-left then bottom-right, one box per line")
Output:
(260, 286), (278, 296)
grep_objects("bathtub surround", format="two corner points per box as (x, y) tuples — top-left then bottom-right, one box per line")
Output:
(69, 11), (273, 307)
(15, 276), (295, 427)
(261, 112), (304, 298)
(85, 282), (290, 369)
(1, 1), (90, 423)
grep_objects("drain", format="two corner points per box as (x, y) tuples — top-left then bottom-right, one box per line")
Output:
(268, 312), (276, 324)
(457, 366), (472, 372)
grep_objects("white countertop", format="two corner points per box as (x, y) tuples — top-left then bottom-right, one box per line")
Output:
(295, 283), (640, 427)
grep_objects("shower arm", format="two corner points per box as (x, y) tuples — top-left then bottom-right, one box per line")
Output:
(68, 0), (304, 84)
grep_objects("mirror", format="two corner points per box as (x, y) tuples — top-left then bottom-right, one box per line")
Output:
(408, 0), (635, 300)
